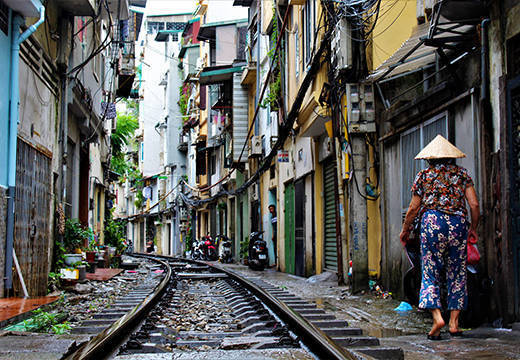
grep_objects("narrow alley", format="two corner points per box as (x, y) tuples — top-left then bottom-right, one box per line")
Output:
(0, 0), (519, 359)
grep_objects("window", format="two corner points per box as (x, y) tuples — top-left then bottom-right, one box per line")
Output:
(400, 113), (448, 210)
(171, 32), (179, 42)
(147, 21), (164, 34)
(303, 0), (315, 65)
(97, 190), (101, 222)
(294, 28), (299, 79)
(209, 151), (216, 175)
(166, 22), (185, 31)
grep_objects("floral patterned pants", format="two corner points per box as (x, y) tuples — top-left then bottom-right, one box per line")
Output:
(418, 210), (468, 310)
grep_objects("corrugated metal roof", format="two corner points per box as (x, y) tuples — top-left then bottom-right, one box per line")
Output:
(199, 66), (243, 85)
(370, 20), (476, 82)
(369, 23), (435, 81)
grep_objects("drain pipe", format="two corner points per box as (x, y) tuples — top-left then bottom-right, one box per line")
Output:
(480, 18), (490, 102)
(4, 5), (45, 294)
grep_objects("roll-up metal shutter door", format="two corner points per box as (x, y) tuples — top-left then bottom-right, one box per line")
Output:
(323, 160), (337, 271)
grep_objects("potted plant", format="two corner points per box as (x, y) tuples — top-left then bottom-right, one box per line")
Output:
(63, 219), (92, 265)
(85, 238), (98, 263)
(104, 216), (127, 268)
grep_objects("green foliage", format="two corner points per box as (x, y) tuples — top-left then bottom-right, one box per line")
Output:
(261, 11), (282, 111)
(134, 190), (144, 209)
(110, 100), (139, 180)
(51, 322), (71, 335)
(53, 238), (66, 270)
(178, 84), (189, 121)
(184, 223), (193, 254)
(24, 308), (68, 333)
(47, 272), (63, 294)
(240, 235), (249, 260)
(111, 114), (139, 155)
(104, 215), (127, 255)
(64, 218), (93, 253)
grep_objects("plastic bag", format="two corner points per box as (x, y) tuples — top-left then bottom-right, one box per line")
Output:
(467, 230), (480, 265)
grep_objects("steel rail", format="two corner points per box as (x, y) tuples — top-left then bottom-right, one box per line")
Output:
(155, 255), (357, 360)
(64, 253), (356, 360)
(64, 255), (172, 360)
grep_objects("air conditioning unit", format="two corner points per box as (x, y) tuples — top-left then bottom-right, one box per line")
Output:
(249, 135), (262, 157)
(331, 18), (353, 76)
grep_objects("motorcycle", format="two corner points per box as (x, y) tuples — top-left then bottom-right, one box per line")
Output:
(216, 235), (233, 264)
(248, 231), (268, 271)
(191, 239), (205, 260)
(202, 235), (218, 261)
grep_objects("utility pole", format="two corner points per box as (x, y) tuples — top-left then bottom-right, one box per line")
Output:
(349, 134), (368, 293)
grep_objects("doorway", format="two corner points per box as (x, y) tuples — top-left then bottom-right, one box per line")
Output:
(295, 179), (305, 277)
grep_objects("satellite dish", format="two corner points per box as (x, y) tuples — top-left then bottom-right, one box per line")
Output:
(439, 0), (487, 21)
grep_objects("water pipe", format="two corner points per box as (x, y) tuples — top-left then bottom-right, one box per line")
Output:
(5, 4), (45, 293)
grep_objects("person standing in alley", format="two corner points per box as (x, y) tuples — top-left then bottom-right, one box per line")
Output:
(400, 135), (480, 340)
(268, 204), (277, 267)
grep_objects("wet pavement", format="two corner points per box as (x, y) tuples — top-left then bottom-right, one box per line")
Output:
(215, 262), (520, 360)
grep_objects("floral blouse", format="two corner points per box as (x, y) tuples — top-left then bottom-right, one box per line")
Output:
(411, 164), (474, 217)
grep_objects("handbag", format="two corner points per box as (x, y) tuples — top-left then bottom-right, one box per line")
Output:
(407, 216), (421, 246)
(467, 230), (480, 265)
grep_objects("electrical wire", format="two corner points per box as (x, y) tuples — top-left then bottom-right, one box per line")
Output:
(180, 5), (332, 208)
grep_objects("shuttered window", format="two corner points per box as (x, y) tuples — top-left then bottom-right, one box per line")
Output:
(400, 113), (448, 210)
(323, 160), (337, 271)
(232, 72), (248, 162)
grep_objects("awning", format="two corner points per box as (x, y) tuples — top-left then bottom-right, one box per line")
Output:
(369, 23), (436, 82)
(197, 18), (248, 42)
(233, 0), (254, 6)
(182, 17), (200, 37)
(369, 19), (475, 83)
(199, 65), (243, 85)
(178, 44), (199, 59)
(155, 30), (182, 42)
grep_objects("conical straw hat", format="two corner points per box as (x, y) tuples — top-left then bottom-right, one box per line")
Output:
(415, 134), (466, 159)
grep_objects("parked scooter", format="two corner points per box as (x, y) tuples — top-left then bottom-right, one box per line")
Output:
(191, 239), (205, 260)
(248, 231), (268, 271)
(202, 235), (218, 261)
(216, 235), (233, 263)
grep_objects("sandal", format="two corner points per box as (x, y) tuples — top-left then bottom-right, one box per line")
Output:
(449, 331), (464, 337)
(427, 334), (442, 341)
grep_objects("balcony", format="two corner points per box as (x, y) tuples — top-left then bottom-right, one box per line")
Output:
(177, 133), (188, 152)
(54, 0), (96, 16)
(3, 0), (42, 17)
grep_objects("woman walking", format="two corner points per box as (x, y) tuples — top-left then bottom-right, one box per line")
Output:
(400, 135), (480, 340)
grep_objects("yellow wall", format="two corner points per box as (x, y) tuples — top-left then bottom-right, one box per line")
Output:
(370, 0), (418, 70)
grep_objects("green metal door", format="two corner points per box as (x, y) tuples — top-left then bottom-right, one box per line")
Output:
(285, 182), (295, 274)
(323, 160), (338, 271)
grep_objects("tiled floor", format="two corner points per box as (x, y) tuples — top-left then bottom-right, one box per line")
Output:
(86, 268), (123, 281)
(0, 296), (59, 323)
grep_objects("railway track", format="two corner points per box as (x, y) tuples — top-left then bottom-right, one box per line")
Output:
(65, 255), (403, 360)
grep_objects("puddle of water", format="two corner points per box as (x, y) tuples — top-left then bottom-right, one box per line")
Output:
(365, 327), (406, 338)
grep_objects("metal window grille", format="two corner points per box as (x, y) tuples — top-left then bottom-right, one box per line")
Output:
(400, 113), (448, 210)
(0, 1), (8, 36)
